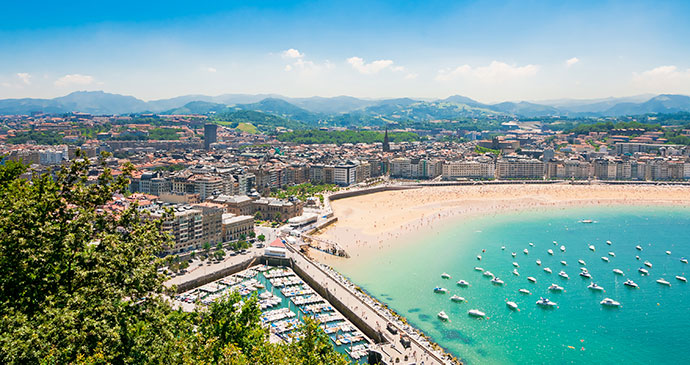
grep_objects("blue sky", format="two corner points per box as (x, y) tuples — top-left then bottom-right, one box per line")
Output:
(2, 0), (690, 102)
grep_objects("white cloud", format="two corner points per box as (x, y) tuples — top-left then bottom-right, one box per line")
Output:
(1, 82), (11, 88)
(436, 61), (539, 82)
(347, 57), (395, 74)
(391, 65), (405, 72)
(284, 64), (293, 72)
(54, 74), (94, 87)
(632, 65), (690, 92)
(16, 72), (31, 85)
(404, 73), (418, 80)
(565, 57), (579, 67)
(206, 67), (217, 73)
(282, 48), (304, 59)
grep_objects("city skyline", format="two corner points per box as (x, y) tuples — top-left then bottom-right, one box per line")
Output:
(2, 1), (690, 101)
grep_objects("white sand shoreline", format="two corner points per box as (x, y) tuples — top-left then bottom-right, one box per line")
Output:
(314, 184), (690, 265)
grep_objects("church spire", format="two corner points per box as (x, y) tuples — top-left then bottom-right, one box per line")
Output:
(383, 126), (390, 152)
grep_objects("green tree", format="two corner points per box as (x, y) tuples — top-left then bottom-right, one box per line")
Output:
(248, 231), (256, 238)
(254, 211), (263, 220)
(257, 234), (266, 242)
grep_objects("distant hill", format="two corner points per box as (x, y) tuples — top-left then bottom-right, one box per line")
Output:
(235, 98), (323, 123)
(162, 101), (230, 115)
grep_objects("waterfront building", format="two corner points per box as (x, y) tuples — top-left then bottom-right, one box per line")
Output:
(496, 157), (544, 179)
(442, 160), (495, 180)
(221, 213), (254, 241)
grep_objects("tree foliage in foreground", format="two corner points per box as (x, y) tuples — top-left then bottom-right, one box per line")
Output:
(0, 155), (349, 364)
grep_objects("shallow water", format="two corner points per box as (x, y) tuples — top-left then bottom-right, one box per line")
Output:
(332, 206), (690, 364)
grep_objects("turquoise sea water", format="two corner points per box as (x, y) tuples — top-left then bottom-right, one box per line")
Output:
(332, 206), (690, 364)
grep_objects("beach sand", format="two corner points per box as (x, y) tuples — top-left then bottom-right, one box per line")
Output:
(313, 184), (690, 265)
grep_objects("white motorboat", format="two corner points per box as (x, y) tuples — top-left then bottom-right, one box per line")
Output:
(624, 279), (638, 288)
(501, 246), (506, 250)
(523, 249), (529, 255)
(474, 267), (484, 271)
(601, 257), (609, 262)
(578, 259), (586, 266)
(513, 262), (520, 267)
(600, 298), (620, 307)
(512, 269), (520, 276)
(676, 276), (687, 282)
(560, 245), (566, 252)
(635, 245), (642, 251)
(558, 271), (569, 279)
(483, 271), (494, 278)
(581, 219), (593, 224)
(644, 261), (652, 268)
(512, 252), (517, 257)
(580, 271), (592, 279)
(491, 277), (505, 285)
(519, 288), (531, 295)
(527, 277), (537, 283)
(553, 240), (557, 245)
(606, 240), (612, 245)
(536, 297), (557, 307)
(548, 284), (564, 291)
(547, 249), (554, 255)
(536, 260), (542, 266)
(666, 251), (671, 255)
(450, 295), (466, 302)
(438, 311), (449, 320)
(544, 267), (552, 274)
(441, 273), (451, 279)
(681, 257), (688, 264)
(613, 269), (624, 275)
(608, 252), (615, 257)
(589, 245), (596, 251)
(635, 255), (640, 260)
(560, 261), (567, 266)
(434, 287), (448, 293)
(506, 301), (519, 310)
(587, 282), (604, 291)
(477, 255), (482, 261)
(638, 268), (649, 275)
(457, 280), (470, 287)
(656, 278), (671, 286)
(529, 242), (534, 247)
(468, 309), (486, 318)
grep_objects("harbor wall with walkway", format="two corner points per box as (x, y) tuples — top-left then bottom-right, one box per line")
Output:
(328, 185), (419, 202)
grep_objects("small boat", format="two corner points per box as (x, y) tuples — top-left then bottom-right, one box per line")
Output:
(624, 279), (638, 288)
(553, 240), (557, 245)
(536, 260), (542, 266)
(676, 276), (687, 282)
(601, 257), (609, 262)
(523, 249), (529, 255)
(512, 262), (520, 268)
(606, 240), (612, 245)
(512, 252), (517, 257)
(635, 245), (642, 251)
(468, 309), (486, 318)
(681, 257), (688, 264)
(441, 273), (451, 279)
(483, 271), (494, 278)
(587, 282), (604, 291)
(544, 267), (552, 274)
(560, 261), (567, 266)
(477, 255), (482, 261)
(491, 277), (505, 285)
(589, 245), (596, 252)
(474, 267), (483, 271)
(580, 271), (592, 279)
(519, 288), (531, 295)
(600, 298), (620, 307)
(512, 269), (520, 276)
(608, 252), (615, 257)
(506, 301), (519, 310)
(438, 311), (449, 320)
(638, 268), (649, 275)
(613, 269), (624, 275)
(457, 280), (470, 287)
(536, 297), (557, 307)
(558, 271), (569, 279)
(527, 277), (537, 283)
(501, 246), (506, 250)
(666, 251), (671, 255)
(548, 283), (564, 291)
(547, 249), (554, 256)
(635, 256), (640, 260)
(578, 259), (586, 266)
(529, 242), (534, 247)
(451, 295), (466, 302)
(581, 219), (593, 224)
(644, 261), (652, 268)
(434, 287), (448, 293)
(656, 278), (671, 286)
(560, 245), (566, 252)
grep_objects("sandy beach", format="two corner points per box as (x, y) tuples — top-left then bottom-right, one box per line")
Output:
(314, 184), (690, 264)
